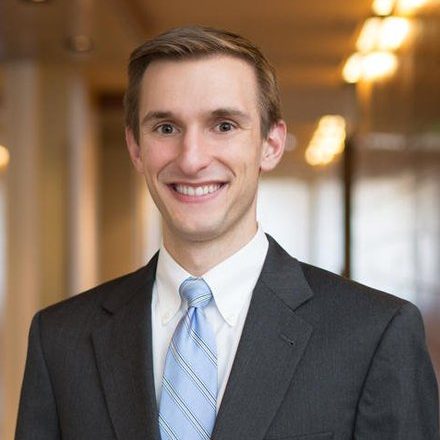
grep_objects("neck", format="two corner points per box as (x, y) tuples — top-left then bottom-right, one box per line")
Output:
(162, 222), (259, 276)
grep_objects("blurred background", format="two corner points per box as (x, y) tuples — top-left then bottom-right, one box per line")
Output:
(0, 0), (439, 437)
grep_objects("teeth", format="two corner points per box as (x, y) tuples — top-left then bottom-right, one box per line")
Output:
(175, 184), (221, 196)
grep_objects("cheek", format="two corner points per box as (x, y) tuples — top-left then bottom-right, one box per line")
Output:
(233, 146), (263, 174)
(224, 134), (262, 163)
(142, 143), (173, 175)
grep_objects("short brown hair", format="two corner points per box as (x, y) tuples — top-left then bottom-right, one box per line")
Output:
(124, 25), (282, 143)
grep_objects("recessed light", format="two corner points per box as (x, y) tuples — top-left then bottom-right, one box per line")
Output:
(0, 145), (10, 171)
(22, 0), (50, 3)
(65, 35), (94, 54)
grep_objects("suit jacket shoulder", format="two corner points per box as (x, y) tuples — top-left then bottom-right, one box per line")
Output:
(265, 234), (410, 332)
(37, 253), (158, 335)
(300, 258), (409, 325)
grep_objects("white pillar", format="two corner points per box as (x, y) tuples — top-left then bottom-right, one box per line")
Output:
(68, 75), (99, 294)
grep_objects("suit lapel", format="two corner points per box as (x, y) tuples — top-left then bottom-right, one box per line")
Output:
(212, 236), (314, 440)
(92, 255), (160, 440)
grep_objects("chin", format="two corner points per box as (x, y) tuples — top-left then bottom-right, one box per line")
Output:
(171, 220), (226, 243)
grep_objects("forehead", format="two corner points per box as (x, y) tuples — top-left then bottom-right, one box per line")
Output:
(139, 55), (259, 115)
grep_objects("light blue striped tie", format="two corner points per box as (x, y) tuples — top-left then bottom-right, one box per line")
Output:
(159, 277), (217, 440)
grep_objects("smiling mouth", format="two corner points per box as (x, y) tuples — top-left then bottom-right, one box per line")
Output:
(171, 183), (225, 197)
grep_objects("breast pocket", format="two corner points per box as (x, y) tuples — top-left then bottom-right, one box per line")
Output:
(265, 432), (334, 440)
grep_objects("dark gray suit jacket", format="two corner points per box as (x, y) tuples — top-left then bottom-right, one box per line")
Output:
(16, 236), (439, 439)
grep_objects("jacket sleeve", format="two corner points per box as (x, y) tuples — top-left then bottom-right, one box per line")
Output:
(354, 302), (440, 439)
(15, 312), (60, 439)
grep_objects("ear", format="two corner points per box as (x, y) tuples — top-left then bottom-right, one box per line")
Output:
(260, 120), (287, 172)
(125, 127), (144, 174)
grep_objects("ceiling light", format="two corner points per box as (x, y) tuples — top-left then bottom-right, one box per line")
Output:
(343, 53), (363, 83)
(362, 51), (398, 80)
(396, 0), (429, 15)
(372, 0), (396, 15)
(378, 17), (411, 50)
(22, 0), (50, 3)
(356, 17), (382, 53)
(343, 51), (399, 83)
(305, 116), (346, 166)
(0, 145), (10, 171)
(305, 147), (334, 166)
(357, 16), (411, 54)
(318, 115), (346, 130)
(65, 35), (94, 53)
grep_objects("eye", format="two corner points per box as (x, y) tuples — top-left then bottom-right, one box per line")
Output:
(216, 121), (235, 133)
(155, 123), (176, 135)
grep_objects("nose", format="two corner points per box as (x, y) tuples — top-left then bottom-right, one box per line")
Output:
(176, 126), (211, 176)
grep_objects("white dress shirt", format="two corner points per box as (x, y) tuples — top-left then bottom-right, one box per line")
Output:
(151, 226), (269, 411)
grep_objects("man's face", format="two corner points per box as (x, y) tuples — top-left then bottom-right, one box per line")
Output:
(126, 55), (285, 246)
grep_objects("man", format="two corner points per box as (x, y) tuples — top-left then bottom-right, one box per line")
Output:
(16, 26), (439, 440)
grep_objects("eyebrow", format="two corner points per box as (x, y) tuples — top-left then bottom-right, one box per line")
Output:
(141, 111), (174, 127)
(140, 107), (251, 127)
(210, 107), (251, 122)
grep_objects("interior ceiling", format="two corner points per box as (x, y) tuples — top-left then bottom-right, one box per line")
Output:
(0, 0), (371, 85)
(0, 0), (372, 157)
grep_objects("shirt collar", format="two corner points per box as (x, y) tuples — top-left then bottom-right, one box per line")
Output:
(155, 225), (269, 326)
(203, 226), (268, 326)
(155, 246), (191, 325)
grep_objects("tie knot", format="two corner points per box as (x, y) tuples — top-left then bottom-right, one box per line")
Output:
(179, 277), (213, 309)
